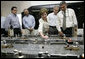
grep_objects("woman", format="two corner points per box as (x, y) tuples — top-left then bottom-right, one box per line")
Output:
(38, 8), (49, 39)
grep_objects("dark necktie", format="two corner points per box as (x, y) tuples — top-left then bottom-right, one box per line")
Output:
(63, 11), (66, 30)
(14, 14), (17, 17)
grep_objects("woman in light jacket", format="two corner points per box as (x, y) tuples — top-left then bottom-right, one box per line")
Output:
(38, 8), (49, 39)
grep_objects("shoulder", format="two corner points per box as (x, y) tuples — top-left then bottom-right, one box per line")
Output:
(7, 14), (12, 17)
(29, 14), (34, 18)
(67, 8), (74, 12)
(23, 16), (26, 19)
(6, 14), (12, 19)
(57, 11), (62, 16)
(39, 18), (42, 22)
(48, 12), (53, 16)
(39, 18), (44, 22)
(58, 10), (62, 14)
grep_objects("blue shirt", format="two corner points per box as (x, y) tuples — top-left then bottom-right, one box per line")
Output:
(1, 16), (6, 28)
(23, 14), (35, 29)
(4, 13), (21, 30)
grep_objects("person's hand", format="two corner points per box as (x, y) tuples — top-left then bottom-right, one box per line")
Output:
(42, 35), (48, 39)
(58, 31), (63, 37)
(28, 28), (33, 32)
(30, 28), (33, 31)
(8, 29), (10, 36)
(21, 29), (24, 34)
(74, 25), (78, 31)
(75, 28), (77, 32)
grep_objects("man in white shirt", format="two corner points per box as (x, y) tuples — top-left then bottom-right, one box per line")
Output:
(47, 6), (63, 35)
(57, 1), (78, 37)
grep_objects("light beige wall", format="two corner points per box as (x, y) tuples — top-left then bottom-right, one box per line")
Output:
(30, 1), (84, 6)
(1, 1), (83, 17)
(1, 1), (31, 17)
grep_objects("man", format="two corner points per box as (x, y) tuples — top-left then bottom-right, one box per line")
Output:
(23, 9), (35, 35)
(47, 6), (63, 36)
(4, 6), (22, 37)
(57, 1), (78, 37)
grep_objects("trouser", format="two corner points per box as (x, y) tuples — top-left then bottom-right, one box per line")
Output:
(1, 28), (5, 34)
(61, 27), (72, 37)
(1, 28), (8, 37)
(23, 29), (35, 35)
(13, 28), (22, 37)
(8, 29), (14, 37)
(48, 26), (58, 35)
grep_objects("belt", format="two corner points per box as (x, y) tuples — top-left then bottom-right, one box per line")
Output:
(49, 26), (56, 28)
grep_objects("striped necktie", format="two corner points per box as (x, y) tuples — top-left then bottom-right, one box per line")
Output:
(63, 11), (66, 30)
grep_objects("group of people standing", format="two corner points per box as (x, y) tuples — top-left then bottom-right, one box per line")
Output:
(1, 1), (78, 39)
(38, 1), (77, 39)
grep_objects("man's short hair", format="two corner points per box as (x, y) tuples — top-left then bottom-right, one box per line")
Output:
(11, 6), (17, 10)
(23, 9), (28, 12)
(60, 1), (67, 6)
(53, 6), (59, 10)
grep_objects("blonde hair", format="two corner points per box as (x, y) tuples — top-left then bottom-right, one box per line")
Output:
(39, 8), (48, 15)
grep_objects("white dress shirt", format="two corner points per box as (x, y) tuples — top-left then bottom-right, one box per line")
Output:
(57, 8), (78, 28)
(38, 18), (49, 34)
(47, 12), (61, 32)
(1, 16), (6, 28)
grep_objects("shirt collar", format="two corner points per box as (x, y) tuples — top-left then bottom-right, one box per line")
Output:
(41, 18), (47, 22)
(61, 8), (68, 13)
(53, 12), (57, 15)
(25, 14), (30, 17)
(11, 13), (17, 17)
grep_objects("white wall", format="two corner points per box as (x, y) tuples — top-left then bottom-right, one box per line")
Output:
(30, 1), (84, 6)
(1, 1), (31, 17)
(1, 1), (84, 17)
(30, 1), (61, 6)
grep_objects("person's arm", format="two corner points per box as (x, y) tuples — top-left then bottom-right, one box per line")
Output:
(17, 16), (22, 30)
(31, 16), (35, 29)
(39, 32), (48, 39)
(56, 15), (63, 36)
(72, 9), (78, 27)
(23, 17), (29, 29)
(72, 9), (78, 33)
(4, 16), (11, 31)
(38, 19), (48, 39)
(2, 17), (6, 28)
(56, 19), (61, 32)
(47, 15), (50, 25)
